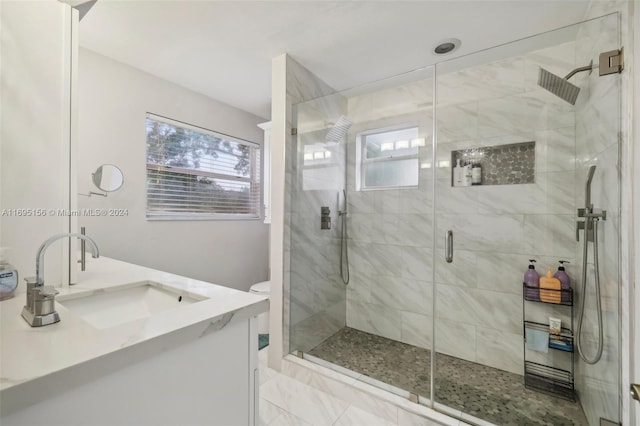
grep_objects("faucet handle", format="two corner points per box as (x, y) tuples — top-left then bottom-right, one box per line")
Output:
(37, 286), (59, 298)
(24, 276), (40, 289)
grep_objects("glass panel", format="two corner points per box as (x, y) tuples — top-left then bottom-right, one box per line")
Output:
(289, 67), (435, 402)
(433, 14), (620, 426)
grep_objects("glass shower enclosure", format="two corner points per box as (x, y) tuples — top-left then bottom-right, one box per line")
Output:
(287, 13), (621, 426)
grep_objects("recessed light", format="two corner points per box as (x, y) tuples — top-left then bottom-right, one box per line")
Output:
(433, 38), (461, 55)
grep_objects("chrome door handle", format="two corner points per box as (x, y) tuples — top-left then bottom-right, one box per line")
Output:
(445, 230), (453, 263)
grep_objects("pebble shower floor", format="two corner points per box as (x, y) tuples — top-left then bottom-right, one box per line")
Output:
(308, 327), (588, 426)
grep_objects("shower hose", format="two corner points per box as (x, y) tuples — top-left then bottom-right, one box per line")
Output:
(575, 215), (604, 364)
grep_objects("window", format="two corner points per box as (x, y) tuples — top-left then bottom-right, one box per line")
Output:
(146, 114), (261, 220)
(358, 126), (422, 189)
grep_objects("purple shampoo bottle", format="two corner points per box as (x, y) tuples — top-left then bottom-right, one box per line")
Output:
(524, 259), (540, 300)
(554, 260), (571, 304)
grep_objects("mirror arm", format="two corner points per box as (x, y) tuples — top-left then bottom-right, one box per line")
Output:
(78, 191), (107, 198)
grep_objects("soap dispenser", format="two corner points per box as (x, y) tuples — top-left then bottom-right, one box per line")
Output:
(0, 248), (18, 301)
(539, 267), (562, 304)
(554, 260), (571, 303)
(523, 259), (540, 301)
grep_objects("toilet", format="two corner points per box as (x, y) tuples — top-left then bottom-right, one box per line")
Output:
(249, 281), (270, 334)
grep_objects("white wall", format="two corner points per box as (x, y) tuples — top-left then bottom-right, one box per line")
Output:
(0, 0), (75, 287)
(77, 48), (268, 291)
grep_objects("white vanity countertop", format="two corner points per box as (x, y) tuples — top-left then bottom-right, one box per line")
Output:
(0, 256), (268, 414)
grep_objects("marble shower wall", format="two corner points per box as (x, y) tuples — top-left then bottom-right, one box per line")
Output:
(345, 41), (581, 376)
(284, 57), (345, 354)
(572, 13), (621, 426)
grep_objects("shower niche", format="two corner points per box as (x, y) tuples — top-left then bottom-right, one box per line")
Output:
(450, 141), (535, 187)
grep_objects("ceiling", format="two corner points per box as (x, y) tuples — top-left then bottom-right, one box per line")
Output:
(79, 1), (591, 120)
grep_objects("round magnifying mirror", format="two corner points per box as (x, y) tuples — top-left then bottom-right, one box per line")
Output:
(92, 164), (124, 192)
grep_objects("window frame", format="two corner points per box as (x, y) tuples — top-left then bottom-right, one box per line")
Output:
(356, 123), (421, 191)
(145, 113), (261, 221)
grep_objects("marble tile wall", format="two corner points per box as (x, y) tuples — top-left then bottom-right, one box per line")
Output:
(344, 40), (582, 376)
(571, 13), (621, 426)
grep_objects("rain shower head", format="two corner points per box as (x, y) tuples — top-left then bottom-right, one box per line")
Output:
(326, 115), (353, 142)
(537, 68), (581, 105)
(537, 60), (593, 105)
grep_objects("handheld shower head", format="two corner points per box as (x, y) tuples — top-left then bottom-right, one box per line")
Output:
(326, 115), (352, 142)
(585, 165), (596, 209)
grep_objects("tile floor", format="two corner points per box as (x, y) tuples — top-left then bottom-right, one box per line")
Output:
(258, 348), (449, 426)
(307, 327), (589, 426)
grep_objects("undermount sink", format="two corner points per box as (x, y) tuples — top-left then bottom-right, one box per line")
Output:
(57, 281), (206, 329)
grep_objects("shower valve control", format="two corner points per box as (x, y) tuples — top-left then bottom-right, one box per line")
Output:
(321, 206), (331, 230)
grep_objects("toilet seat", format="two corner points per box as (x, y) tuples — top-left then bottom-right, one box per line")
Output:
(250, 281), (270, 295)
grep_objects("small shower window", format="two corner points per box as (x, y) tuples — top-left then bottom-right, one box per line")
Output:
(357, 125), (420, 190)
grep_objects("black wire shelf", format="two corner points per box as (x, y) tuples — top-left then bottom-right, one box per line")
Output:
(524, 361), (576, 402)
(523, 282), (573, 306)
(524, 321), (574, 353)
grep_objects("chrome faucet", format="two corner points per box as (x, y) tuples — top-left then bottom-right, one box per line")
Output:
(22, 233), (99, 327)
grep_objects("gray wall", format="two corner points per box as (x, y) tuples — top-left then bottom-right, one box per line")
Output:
(77, 48), (269, 291)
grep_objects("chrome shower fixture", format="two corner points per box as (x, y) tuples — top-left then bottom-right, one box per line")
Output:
(326, 115), (353, 142)
(576, 165), (607, 364)
(537, 61), (592, 105)
(338, 189), (349, 285)
(537, 48), (624, 105)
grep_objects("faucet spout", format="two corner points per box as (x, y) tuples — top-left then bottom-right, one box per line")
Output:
(36, 233), (99, 285)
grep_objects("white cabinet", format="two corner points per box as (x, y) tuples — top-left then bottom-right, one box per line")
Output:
(2, 316), (259, 425)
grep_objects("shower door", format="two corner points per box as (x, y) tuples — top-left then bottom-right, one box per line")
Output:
(431, 14), (621, 426)
(288, 68), (437, 404)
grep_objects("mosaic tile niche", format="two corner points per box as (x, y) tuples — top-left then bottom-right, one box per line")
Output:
(451, 141), (536, 186)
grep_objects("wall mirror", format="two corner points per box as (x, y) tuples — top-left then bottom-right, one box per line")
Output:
(92, 164), (124, 193)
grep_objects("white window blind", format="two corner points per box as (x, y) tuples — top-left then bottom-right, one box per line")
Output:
(146, 114), (261, 220)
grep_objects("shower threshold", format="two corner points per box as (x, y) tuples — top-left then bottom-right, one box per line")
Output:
(306, 327), (588, 426)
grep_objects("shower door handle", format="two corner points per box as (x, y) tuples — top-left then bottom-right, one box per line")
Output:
(445, 230), (453, 263)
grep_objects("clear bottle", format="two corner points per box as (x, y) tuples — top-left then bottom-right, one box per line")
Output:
(0, 248), (19, 301)
(524, 259), (539, 301)
(471, 163), (482, 185)
(464, 162), (473, 186)
(453, 159), (463, 187)
(553, 260), (571, 303)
